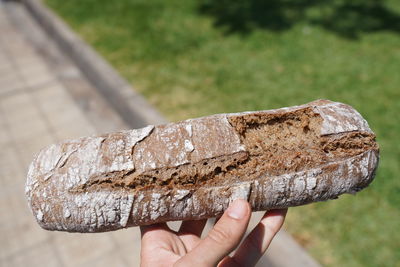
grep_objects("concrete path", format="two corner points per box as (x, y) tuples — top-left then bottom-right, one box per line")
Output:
(0, 1), (321, 266)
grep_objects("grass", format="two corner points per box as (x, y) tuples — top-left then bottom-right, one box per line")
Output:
(45, 0), (400, 265)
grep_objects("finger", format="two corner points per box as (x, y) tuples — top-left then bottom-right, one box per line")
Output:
(174, 199), (251, 267)
(140, 222), (183, 266)
(232, 208), (288, 267)
(179, 219), (208, 251)
(140, 222), (170, 237)
(179, 219), (207, 237)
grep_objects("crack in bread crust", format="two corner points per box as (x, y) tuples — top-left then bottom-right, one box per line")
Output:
(74, 107), (377, 193)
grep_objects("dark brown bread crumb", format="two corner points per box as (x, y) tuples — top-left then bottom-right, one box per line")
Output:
(75, 107), (376, 192)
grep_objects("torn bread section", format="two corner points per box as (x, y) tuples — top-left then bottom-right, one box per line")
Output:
(73, 102), (378, 192)
(119, 104), (376, 190)
(76, 115), (247, 191)
(227, 106), (377, 179)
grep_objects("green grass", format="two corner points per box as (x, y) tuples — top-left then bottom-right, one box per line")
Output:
(45, 0), (400, 265)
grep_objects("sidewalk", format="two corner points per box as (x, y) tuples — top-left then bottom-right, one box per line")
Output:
(0, 3), (141, 267)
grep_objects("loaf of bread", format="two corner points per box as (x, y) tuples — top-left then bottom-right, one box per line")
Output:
(26, 100), (379, 233)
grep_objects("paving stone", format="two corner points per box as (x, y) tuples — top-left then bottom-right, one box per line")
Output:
(36, 92), (78, 116)
(53, 233), (116, 267)
(118, 241), (142, 266)
(0, 188), (21, 226)
(0, 175), (24, 199)
(0, 73), (24, 93)
(0, 143), (25, 188)
(110, 227), (141, 248)
(20, 68), (54, 88)
(5, 185), (36, 226)
(0, 65), (15, 79)
(109, 227), (142, 265)
(13, 55), (47, 73)
(34, 82), (72, 103)
(3, 38), (36, 57)
(0, 90), (32, 111)
(0, 72), (20, 87)
(0, 59), (12, 72)
(0, 207), (50, 260)
(6, 114), (50, 140)
(53, 127), (93, 141)
(14, 54), (48, 71)
(77, 251), (128, 267)
(51, 106), (89, 127)
(0, 96), (40, 122)
(0, 126), (10, 146)
(15, 132), (55, 168)
(0, 118), (11, 145)
(1, 242), (62, 267)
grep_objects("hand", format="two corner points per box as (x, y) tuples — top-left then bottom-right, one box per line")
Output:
(140, 199), (288, 267)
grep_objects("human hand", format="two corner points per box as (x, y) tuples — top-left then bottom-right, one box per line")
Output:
(140, 199), (288, 267)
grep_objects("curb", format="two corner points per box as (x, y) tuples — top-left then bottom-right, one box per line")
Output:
(22, 0), (167, 128)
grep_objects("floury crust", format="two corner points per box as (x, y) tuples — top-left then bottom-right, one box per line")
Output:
(26, 100), (379, 232)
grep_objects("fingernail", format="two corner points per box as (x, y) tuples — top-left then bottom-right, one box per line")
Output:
(227, 199), (248, 220)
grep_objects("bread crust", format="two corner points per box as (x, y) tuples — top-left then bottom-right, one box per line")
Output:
(26, 100), (379, 232)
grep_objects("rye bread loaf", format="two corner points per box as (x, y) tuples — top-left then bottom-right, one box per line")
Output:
(26, 100), (379, 233)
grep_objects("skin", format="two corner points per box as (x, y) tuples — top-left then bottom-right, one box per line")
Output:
(140, 199), (288, 267)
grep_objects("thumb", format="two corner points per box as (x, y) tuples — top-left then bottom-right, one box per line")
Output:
(175, 199), (251, 267)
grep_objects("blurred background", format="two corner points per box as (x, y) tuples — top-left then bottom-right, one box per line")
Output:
(1, 0), (399, 266)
